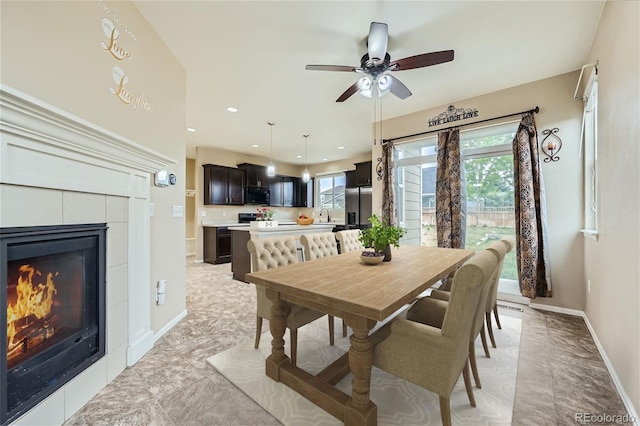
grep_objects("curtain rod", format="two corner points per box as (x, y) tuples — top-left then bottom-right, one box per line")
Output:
(383, 106), (539, 144)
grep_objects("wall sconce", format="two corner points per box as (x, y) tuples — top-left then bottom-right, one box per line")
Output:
(541, 127), (562, 162)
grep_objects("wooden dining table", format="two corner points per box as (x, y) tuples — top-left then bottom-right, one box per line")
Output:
(245, 245), (474, 426)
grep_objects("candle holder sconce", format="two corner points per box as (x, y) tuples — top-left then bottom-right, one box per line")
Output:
(541, 128), (562, 162)
(376, 157), (384, 181)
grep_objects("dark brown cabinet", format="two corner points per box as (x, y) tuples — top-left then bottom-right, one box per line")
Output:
(204, 226), (232, 264)
(355, 161), (372, 186)
(345, 170), (357, 188)
(203, 164), (244, 205)
(237, 163), (269, 187)
(295, 178), (314, 207)
(268, 176), (295, 207)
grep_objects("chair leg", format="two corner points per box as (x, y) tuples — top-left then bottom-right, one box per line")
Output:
(486, 312), (497, 348)
(469, 341), (482, 389)
(254, 315), (263, 349)
(342, 319), (347, 337)
(439, 395), (452, 426)
(290, 328), (297, 366)
(328, 315), (335, 346)
(462, 359), (476, 408)
(480, 326), (491, 358)
(493, 305), (502, 329)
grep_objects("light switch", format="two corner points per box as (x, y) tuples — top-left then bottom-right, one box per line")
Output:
(149, 203), (155, 217)
(172, 205), (184, 218)
(200, 210), (207, 217)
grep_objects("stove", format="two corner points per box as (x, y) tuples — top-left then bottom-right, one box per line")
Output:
(238, 213), (258, 223)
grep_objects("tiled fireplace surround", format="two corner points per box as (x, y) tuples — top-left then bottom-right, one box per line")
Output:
(0, 87), (176, 425)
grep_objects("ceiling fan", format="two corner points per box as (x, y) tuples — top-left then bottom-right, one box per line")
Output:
(306, 22), (454, 102)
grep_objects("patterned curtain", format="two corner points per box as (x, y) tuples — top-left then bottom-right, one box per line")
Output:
(381, 141), (395, 226)
(512, 113), (551, 298)
(436, 128), (466, 249)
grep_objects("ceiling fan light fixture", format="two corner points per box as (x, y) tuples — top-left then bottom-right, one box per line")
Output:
(357, 76), (372, 91)
(377, 74), (392, 91)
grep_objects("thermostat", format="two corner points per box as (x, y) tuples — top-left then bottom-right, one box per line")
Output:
(155, 170), (170, 187)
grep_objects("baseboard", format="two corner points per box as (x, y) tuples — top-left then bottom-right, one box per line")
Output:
(529, 303), (639, 424)
(154, 309), (188, 343)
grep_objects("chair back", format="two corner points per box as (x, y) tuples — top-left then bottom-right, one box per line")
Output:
(440, 250), (498, 339)
(501, 235), (516, 252)
(335, 229), (364, 254)
(482, 240), (509, 320)
(247, 237), (299, 272)
(300, 232), (338, 261)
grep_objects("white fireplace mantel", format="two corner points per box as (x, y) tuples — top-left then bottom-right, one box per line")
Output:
(0, 85), (176, 366)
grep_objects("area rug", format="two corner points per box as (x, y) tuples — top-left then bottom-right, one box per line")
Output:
(207, 315), (521, 425)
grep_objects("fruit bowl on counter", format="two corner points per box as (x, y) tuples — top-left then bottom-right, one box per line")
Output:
(360, 251), (385, 265)
(296, 216), (314, 225)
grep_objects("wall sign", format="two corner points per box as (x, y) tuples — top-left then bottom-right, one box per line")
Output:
(428, 105), (478, 127)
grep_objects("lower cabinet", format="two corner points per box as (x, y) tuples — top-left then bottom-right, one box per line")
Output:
(203, 226), (231, 264)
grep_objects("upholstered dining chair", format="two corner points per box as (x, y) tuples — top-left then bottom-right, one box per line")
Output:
(372, 250), (498, 426)
(247, 237), (330, 366)
(420, 240), (507, 389)
(485, 235), (516, 348)
(335, 229), (364, 254)
(299, 232), (346, 339)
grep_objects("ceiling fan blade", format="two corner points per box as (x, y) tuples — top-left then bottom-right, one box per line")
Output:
(388, 75), (412, 100)
(305, 65), (357, 72)
(390, 50), (455, 71)
(336, 81), (360, 102)
(367, 22), (388, 62)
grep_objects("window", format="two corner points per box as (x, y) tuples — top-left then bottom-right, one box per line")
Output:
(394, 123), (519, 293)
(581, 70), (598, 235)
(317, 173), (346, 212)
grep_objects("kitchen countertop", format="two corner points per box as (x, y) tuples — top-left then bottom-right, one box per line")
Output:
(227, 223), (335, 232)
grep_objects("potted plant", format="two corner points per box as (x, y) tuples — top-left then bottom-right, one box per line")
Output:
(358, 214), (406, 261)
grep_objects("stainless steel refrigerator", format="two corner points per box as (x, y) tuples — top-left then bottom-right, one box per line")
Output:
(345, 186), (373, 228)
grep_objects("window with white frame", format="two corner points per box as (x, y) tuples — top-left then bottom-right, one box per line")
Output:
(317, 173), (346, 213)
(581, 70), (598, 233)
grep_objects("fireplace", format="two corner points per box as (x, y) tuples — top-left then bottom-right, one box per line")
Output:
(1, 224), (107, 425)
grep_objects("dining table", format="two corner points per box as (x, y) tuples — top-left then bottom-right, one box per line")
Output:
(245, 245), (475, 426)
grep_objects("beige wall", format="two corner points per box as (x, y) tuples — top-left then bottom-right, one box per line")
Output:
(1, 1), (187, 332)
(583, 0), (640, 415)
(373, 72), (585, 311)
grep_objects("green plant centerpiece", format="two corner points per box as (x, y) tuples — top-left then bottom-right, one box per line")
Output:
(359, 214), (407, 262)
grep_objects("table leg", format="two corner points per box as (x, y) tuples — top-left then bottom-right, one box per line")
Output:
(344, 316), (377, 426)
(265, 289), (289, 381)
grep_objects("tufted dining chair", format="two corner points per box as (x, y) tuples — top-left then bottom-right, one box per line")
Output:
(484, 235), (516, 347)
(247, 237), (330, 366)
(413, 240), (507, 390)
(299, 232), (347, 339)
(335, 229), (364, 254)
(372, 250), (498, 426)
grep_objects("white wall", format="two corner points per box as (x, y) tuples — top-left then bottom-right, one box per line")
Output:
(0, 1), (187, 333)
(583, 0), (640, 415)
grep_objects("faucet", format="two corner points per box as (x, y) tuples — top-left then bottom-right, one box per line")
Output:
(319, 208), (331, 223)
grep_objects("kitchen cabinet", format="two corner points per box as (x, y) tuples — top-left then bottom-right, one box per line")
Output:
(355, 161), (372, 187)
(295, 178), (314, 207)
(203, 226), (232, 264)
(237, 163), (268, 187)
(269, 176), (295, 207)
(345, 170), (357, 188)
(203, 164), (244, 205)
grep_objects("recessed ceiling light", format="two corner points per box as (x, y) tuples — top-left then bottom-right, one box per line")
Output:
(296, 155), (302, 159)
(322, 158), (329, 161)
(251, 144), (259, 148)
(187, 127), (196, 132)
(338, 146), (345, 150)
(226, 107), (238, 113)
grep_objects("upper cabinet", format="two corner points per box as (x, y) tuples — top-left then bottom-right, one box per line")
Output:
(296, 178), (314, 208)
(203, 164), (244, 205)
(355, 161), (372, 187)
(268, 176), (295, 207)
(345, 170), (357, 188)
(238, 163), (269, 187)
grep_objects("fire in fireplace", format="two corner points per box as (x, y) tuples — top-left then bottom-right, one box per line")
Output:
(1, 224), (106, 425)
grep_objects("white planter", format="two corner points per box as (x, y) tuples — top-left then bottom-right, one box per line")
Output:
(250, 220), (278, 228)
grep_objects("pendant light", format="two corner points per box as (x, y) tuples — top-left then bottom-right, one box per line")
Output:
(266, 122), (276, 177)
(302, 134), (310, 182)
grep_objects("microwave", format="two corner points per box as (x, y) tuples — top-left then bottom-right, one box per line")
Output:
(245, 186), (270, 205)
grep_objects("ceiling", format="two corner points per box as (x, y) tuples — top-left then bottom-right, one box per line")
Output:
(134, 1), (604, 165)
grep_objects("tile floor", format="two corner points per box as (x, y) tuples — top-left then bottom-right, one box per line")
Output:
(62, 260), (632, 425)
